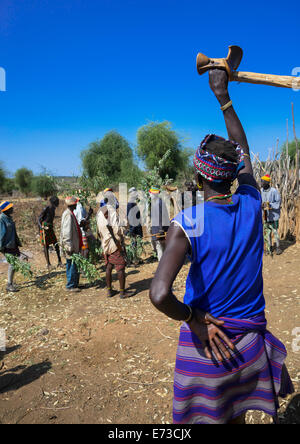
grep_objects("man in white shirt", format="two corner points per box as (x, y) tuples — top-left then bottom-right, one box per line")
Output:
(261, 174), (282, 255)
(96, 205), (135, 299)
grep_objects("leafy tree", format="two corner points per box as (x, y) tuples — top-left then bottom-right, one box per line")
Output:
(0, 162), (6, 192)
(0, 163), (16, 195)
(281, 139), (300, 164)
(137, 121), (185, 180)
(31, 173), (57, 199)
(81, 131), (141, 188)
(79, 173), (108, 196)
(176, 147), (194, 182)
(2, 178), (15, 195)
(14, 167), (33, 195)
(119, 158), (143, 188)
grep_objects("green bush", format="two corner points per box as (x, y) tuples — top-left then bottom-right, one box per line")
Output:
(0, 162), (7, 192)
(31, 173), (57, 199)
(281, 139), (300, 164)
(2, 178), (15, 195)
(15, 168), (33, 195)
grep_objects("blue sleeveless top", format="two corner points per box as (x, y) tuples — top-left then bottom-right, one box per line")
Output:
(173, 185), (265, 319)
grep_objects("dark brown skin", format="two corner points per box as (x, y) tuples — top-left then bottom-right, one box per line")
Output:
(41, 199), (62, 268)
(68, 204), (77, 212)
(5, 207), (14, 217)
(261, 179), (270, 191)
(149, 69), (258, 362)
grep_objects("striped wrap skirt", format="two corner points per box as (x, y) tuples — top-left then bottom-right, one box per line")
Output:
(173, 314), (294, 424)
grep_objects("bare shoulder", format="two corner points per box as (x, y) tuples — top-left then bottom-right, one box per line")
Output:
(166, 221), (189, 242)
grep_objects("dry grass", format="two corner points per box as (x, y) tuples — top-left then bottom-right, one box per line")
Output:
(252, 149), (300, 242)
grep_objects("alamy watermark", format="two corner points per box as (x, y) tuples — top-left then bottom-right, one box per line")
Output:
(292, 327), (300, 352)
(292, 67), (300, 92)
(100, 184), (205, 238)
(0, 328), (6, 352)
(0, 67), (6, 91)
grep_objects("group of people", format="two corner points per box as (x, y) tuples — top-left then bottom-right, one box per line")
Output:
(0, 185), (172, 295)
(0, 168), (284, 296)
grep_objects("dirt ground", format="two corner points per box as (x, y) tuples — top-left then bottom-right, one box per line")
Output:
(0, 200), (299, 424)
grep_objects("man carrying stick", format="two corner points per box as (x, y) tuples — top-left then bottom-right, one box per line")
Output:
(97, 204), (135, 299)
(150, 69), (294, 424)
(261, 174), (282, 255)
(38, 196), (63, 270)
(149, 187), (169, 261)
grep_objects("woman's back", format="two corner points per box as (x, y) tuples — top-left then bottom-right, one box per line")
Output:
(174, 184), (265, 319)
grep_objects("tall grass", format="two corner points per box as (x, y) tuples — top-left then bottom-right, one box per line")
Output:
(252, 147), (300, 242)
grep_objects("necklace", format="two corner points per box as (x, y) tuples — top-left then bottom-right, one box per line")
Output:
(206, 193), (233, 204)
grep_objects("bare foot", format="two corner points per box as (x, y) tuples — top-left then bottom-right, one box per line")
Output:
(120, 289), (136, 299)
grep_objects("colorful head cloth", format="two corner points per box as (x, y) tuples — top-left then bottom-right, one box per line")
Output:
(261, 174), (271, 182)
(0, 201), (13, 212)
(65, 196), (79, 206)
(103, 188), (113, 193)
(149, 187), (160, 194)
(193, 134), (245, 183)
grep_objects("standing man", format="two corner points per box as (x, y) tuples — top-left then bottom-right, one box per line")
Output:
(127, 187), (143, 265)
(261, 174), (282, 255)
(100, 187), (119, 210)
(60, 196), (82, 292)
(74, 199), (93, 259)
(0, 201), (22, 292)
(149, 69), (293, 424)
(38, 196), (63, 270)
(97, 204), (134, 299)
(149, 187), (169, 261)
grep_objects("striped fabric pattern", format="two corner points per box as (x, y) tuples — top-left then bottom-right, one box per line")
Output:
(173, 314), (294, 424)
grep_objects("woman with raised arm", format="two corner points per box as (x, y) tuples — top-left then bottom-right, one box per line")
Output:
(149, 69), (294, 424)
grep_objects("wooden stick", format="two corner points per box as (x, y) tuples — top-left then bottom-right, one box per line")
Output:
(286, 118), (289, 160)
(251, 151), (266, 172)
(232, 71), (300, 89)
(275, 138), (279, 160)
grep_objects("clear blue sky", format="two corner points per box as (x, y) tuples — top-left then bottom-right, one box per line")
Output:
(0, 0), (299, 176)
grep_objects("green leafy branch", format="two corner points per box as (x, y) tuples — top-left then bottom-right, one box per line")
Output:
(125, 235), (149, 264)
(5, 254), (33, 278)
(71, 253), (101, 283)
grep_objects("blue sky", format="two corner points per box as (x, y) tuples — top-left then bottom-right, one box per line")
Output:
(0, 0), (299, 176)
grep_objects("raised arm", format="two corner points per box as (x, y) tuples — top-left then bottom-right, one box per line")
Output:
(208, 69), (258, 189)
